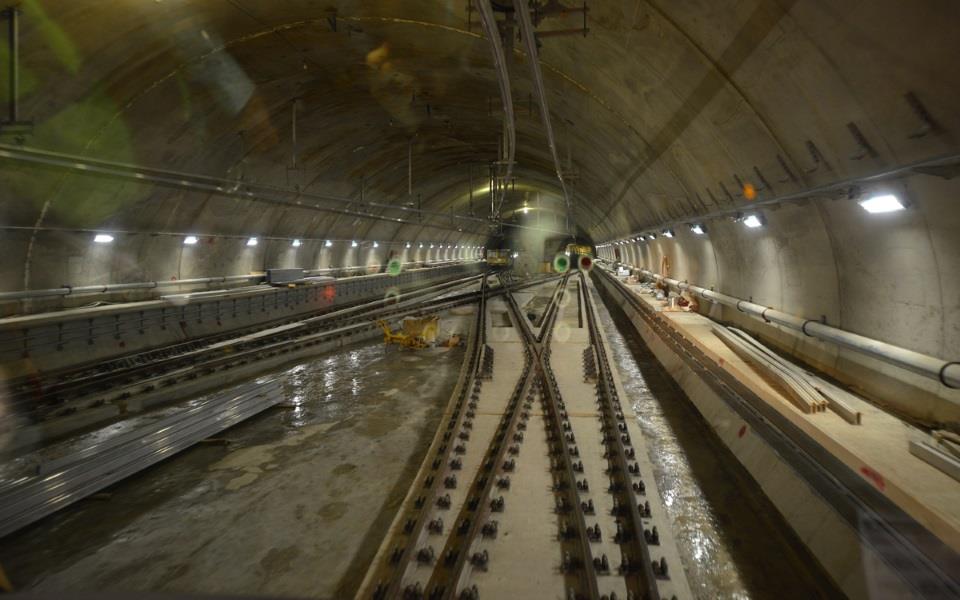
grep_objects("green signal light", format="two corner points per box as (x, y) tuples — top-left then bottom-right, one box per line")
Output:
(553, 254), (570, 273)
(387, 258), (403, 276)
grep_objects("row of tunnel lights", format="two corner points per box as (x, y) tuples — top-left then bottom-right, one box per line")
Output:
(91, 234), (483, 251)
(597, 193), (905, 249)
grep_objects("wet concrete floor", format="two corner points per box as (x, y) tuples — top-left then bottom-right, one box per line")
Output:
(1, 289), (843, 599)
(591, 283), (841, 599)
(0, 313), (470, 598)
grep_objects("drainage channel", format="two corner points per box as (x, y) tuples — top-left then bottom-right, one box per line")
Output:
(589, 283), (842, 598)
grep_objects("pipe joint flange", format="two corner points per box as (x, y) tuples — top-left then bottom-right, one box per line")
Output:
(800, 319), (815, 337)
(61, 285), (73, 296)
(760, 308), (772, 324)
(939, 361), (960, 389)
(736, 300), (746, 313)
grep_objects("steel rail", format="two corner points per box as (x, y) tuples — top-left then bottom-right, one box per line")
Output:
(503, 274), (602, 600)
(2, 280), (491, 425)
(579, 271), (662, 599)
(592, 266), (960, 596)
(365, 277), (490, 600)
(2, 272), (487, 400)
(424, 351), (534, 599)
(6, 275), (563, 430)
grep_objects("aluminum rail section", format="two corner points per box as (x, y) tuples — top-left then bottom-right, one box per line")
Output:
(576, 272), (664, 600)
(593, 266), (960, 597)
(0, 378), (285, 538)
(632, 267), (960, 391)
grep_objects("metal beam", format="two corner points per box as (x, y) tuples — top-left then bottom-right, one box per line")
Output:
(515, 0), (573, 236)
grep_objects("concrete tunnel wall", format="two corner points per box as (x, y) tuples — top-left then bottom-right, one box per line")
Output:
(600, 170), (960, 427)
(0, 2), (958, 423)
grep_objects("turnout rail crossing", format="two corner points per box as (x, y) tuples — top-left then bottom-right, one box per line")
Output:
(358, 272), (692, 600)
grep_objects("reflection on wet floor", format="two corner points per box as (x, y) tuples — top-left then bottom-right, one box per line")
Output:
(0, 335), (467, 597)
(591, 286), (839, 599)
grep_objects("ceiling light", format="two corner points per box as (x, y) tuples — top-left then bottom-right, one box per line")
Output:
(184, 235), (199, 245)
(743, 214), (764, 228)
(522, 206), (529, 214)
(663, 229), (674, 238)
(690, 224), (706, 235)
(246, 237), (258, 246)
(325, 240), (333, 247)
(430, 244), (435, 249)
(648, 233), (657, 240)
(351, 240), (358, 247)
(419, 243), (424, 249)
(406, 242), (411, 249)
(859, 193), (905, 214)
(291, 239), (302, 247)
(373, 241), (379, 248)
(93, 234), (114, 244)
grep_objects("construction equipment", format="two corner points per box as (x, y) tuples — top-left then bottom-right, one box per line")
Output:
(376, 316), (439, 349)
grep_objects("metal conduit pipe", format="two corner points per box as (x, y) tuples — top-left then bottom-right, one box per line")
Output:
(0, 260), (475, 303)
(0, 275), (263, 301)
(633, 268), (960, 391)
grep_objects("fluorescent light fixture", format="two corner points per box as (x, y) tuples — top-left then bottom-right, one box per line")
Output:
(859, 193), (905, 214)
(647, 233), (657, 240)
(663, 229), (674, 238)
(325, 240), (333, 247)
(406, 242), (411, 249)
(430, 244), (434, 249)
(419, 243), (424, 249)
(743, 214), (764, 228)
(93, 234), (114, 244)
(351, 240), (358, 248)
(184, 235), (199, 245)
(246, 237), (258, 246)
(373, 241), (379, 248)
(291, 239), (302, 247)
(690, 224), (706, 235)
(522, 206), (529, 214)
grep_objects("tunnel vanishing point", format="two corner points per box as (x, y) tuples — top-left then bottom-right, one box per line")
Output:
(0, 2), (958, 599)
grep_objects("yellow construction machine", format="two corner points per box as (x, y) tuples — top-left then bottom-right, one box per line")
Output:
(376, 316), (439, 349)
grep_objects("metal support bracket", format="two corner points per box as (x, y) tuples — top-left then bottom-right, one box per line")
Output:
(1, 7), (32, 138)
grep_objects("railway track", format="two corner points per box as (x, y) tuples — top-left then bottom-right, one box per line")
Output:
(358, 273), (692, 599)
(3, 273), (488, 415)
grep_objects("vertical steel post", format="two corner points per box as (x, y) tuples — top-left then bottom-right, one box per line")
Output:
(6, 7), (18, 123)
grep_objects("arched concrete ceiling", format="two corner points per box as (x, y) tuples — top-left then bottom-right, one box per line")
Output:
(2, 0), (959, 246)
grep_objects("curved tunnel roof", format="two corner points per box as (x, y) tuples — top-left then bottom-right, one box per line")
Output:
(4, 1), (955, 241)
(1, 2), (959, 386)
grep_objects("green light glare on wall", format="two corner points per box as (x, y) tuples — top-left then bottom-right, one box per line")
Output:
(387, 257), (403, 277)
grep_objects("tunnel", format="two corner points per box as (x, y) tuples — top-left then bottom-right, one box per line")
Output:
(0, 1), (958, 598)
